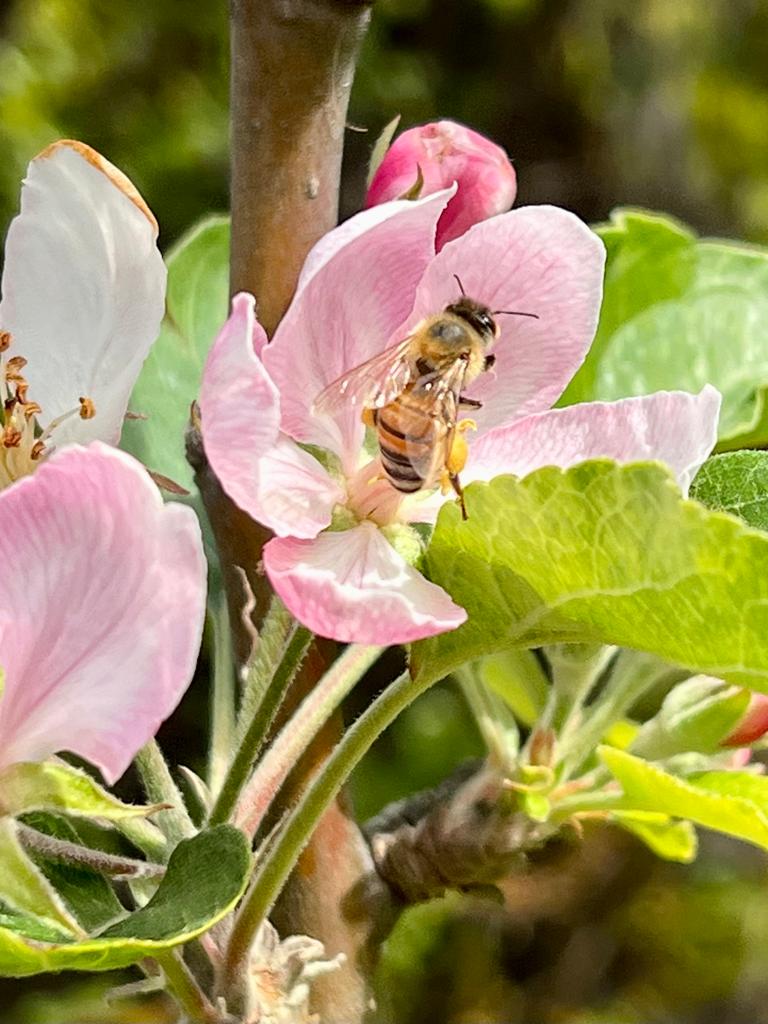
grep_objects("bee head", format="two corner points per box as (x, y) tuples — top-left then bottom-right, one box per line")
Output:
(444, 296), (499, 344)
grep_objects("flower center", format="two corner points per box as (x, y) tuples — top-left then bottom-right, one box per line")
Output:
(0, 330), (95, 490)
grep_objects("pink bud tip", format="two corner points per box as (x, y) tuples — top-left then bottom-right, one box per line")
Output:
(721, 693), (768, 747)
(365, 120), (517, 250)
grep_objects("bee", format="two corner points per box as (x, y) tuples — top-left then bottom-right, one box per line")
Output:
(314, 277), (538, 519)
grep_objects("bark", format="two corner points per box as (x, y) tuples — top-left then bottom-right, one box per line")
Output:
(219, 3), (375, 1021)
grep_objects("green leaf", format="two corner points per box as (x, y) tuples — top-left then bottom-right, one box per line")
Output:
(0, 820), (81, 936)
(599, 747), (768, 850)
(479, 650), (550, 727)
(0, 762), (162, 820)
(412, 462), (768, 689)
(20, 814), (124, 934)
(687, 769), (768, 813)
(610, 811), (698, 863)
(121, 216), (230, 489)
(560, 209), (768, 442)
(691, 451), (768, 531)
(0, 824), (251, 977)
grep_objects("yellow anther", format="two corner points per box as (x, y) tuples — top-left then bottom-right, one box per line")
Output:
(457, 417), (477, 433)
(79, 396), (96, 420)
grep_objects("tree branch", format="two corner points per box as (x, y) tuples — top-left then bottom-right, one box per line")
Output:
(230, 0), (372, 334)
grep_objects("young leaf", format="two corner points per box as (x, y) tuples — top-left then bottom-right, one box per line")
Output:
(599, 747), (768, 850)
(691, 451), (768, 531)
(631, 677), (750, 758)
(610, 811), (698, 863)
(0, 824), (251, 977)
(0, 819), (81, 936)
(412, 462), (768, 689)
(0, 762), (162, 820)
(560, 209), (768, 443)
(121, 216), (230, 488)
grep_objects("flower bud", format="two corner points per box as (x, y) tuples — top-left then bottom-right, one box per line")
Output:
(721, 692), (768, 747)
(365, 120), (517, 250)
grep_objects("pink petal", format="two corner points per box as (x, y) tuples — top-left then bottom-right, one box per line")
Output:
(0, 141), (166, 447)
(0, 443), (205, 783)
(365, 120), (517, 250)
(200, 295), (342, 538)
(722, 693), (768, 747)
(401, 205), (605, 435)
(263, 191), (452, 468)
(264, 523), (466, 644)
(464, 386), (721, 496)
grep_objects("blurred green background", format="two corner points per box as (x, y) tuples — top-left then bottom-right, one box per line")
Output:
(3, 0), (768, 1021)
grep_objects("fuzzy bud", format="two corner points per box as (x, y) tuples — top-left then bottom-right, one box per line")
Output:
(721, 692), (768, 747)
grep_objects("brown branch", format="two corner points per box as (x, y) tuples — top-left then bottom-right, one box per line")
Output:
(230, 0), (372, 335)
(209, 4), (376, 1022)
(365, 761), (555, 904)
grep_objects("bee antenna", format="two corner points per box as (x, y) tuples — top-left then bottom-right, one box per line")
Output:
(453, 273), (466, 297)
(492, 309), (540, 319)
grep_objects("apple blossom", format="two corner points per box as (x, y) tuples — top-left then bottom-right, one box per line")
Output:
(0, 140), (166, 486)
(0, 442), (205, 784)
(200, 190), (721, 645)
(365, 120), (517, 250)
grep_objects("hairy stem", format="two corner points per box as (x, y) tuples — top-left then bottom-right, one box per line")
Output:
(134, 740), (195, 858)
(234, 644), (384, 837)
(236, 596), (296, 741)
(157, 951), (220, 1024)
(17, 824), (165, 880)
(208, 624), (314, 827)
(220, 667), (418, 1007)
(208, 596), (237, 796)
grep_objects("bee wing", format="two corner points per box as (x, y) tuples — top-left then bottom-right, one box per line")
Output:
(312, 336), (416, 415)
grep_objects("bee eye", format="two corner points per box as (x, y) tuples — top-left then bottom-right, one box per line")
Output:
(476, 313), (493, 332)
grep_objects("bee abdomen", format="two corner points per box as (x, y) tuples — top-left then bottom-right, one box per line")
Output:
(375, 406), (432, 493)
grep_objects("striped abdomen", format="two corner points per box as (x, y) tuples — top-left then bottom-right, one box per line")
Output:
(374, 384), (452, 494)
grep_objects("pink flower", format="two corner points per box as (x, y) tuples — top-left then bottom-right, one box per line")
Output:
(200, 190), (721, 645)
(721, 693), (768, 747)
(365, 121), (517, 250)
(0, 140), (166, 484)
(0, 442), (205, 784)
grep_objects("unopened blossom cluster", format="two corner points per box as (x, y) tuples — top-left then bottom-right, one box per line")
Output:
(0, 142), (205, 783)
(200, 120), (721, 646)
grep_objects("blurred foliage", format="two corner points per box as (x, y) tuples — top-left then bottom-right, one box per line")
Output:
(3, 0), (768, 1021)
(3, 0), (768, 247)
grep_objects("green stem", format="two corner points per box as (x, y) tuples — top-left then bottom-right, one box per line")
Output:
(235, 595), (296, 743)
(234, 644), (384, 837)
(559, 651), (679, 779)
(220, 666), (418, 1001)
(157, 951), (219, 1024)
(456, 664), (519, 768)
(208, 596), (236, 796)
(208, 625), (314, 827)
(134, 740), (195, 858)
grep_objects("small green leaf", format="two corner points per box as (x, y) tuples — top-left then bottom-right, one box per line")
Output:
(121, 216), (230, 489)
(0, 762), (161, 820)
(560, 209), (768, 442)
(0, 825), (251, 977)
(366, 114), (401, 187)
(688, 769), (768, 812)
(412, 462), (768, 690)
(691, 451), (768, 531)
(610, 811), (697, 863)
(0, 820), (81, 935)
(479, 650), (550, 727)
(599, 747), (768, 850)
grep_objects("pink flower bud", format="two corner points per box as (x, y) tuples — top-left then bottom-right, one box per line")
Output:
(721, 692), (768, 747)
(365, 120), (517, 250)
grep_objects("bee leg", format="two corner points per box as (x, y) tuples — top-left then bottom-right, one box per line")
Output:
(459, 396), (482, 409)
(484, 354), (496, 371)
(442, 425), (473, 520)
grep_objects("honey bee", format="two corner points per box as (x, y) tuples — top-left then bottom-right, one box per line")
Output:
(314, 277), (538, 519)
